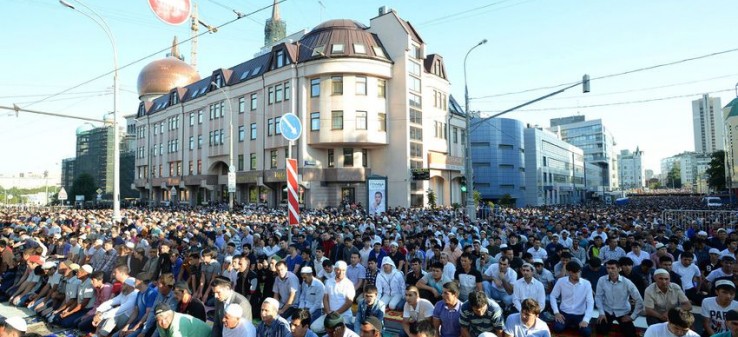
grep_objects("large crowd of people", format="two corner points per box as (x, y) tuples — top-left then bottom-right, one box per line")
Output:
(0, 195), (736, 337)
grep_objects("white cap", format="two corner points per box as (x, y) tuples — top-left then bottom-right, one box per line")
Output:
(300, 266), (313, 274)
(390, 241), (398, 247)
(655, 243), (666, 249)
(532, 258), (544, 265)
(124, 277), (136, 287)
(225, 303), (243, 318)
(224, 256), (233, 263)
(716, 279), (736, 289)
(710, 248), (721, 255)
(125, 242), (135, 249)
(5, 316), (26, 332)
(41, 262), (56, 270)
(334, 261), (348, 270)
(53, 233), (62, 239)
(94, 239), (103, 246)
(480, 247), (489, 254)
(698, 231), (708, 237)
(653, 268), (669, 277)
(81, 264), (93, 274)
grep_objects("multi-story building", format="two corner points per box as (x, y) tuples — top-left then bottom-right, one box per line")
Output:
(469, 118), (526, 206)
(61, 122), (136, 200)
(617, 148), (644, 190)
(524, 125), (585, 206)
(548, 116), (619, 191)
(723, 97), (738, 194)
(693, 93), (724, 154)
(660, 151), (711, 191)
(133, 6), (466, 209)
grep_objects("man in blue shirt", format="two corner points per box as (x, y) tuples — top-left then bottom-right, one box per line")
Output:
(287, 309), (319, 337)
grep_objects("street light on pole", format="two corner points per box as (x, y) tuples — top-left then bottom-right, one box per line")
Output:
(60, 0), (120, 221)
(211, 81), (235, 211)
(463, 39), (487, 221)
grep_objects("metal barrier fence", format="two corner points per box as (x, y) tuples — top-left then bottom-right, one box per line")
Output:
(662, 209), (738, 232)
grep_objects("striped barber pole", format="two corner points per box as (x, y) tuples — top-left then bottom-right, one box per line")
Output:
(286, 158), (299, 226)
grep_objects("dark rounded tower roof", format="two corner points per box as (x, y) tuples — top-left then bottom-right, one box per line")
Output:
(297, 19), (389, 62)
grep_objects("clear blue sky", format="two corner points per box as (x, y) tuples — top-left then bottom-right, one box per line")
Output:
(2, 0), (737, 178)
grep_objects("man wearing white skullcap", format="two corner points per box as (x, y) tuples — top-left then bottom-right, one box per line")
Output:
(297, 266), (324, 323)
(643, 268), (692, 325)
(223, 303), (256, 337)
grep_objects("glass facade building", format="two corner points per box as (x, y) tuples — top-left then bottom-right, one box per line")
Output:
(470, 118), (526, 206)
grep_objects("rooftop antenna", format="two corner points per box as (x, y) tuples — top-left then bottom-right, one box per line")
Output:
(318, 1), (325, 22)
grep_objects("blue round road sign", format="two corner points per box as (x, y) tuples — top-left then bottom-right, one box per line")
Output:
(280, 113), (302, 141)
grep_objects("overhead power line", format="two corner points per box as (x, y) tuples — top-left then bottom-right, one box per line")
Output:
(477, 88), (734, 113)
(473, 47), (738, 100)
(22, 0), (284, 109)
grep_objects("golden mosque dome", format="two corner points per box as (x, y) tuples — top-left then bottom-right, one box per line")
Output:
(137, 37), (200, 101)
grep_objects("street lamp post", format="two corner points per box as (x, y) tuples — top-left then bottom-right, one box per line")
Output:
(211, 82), (235, 210)
(60, 0), (120, 221)
(463, 39), (487, 221)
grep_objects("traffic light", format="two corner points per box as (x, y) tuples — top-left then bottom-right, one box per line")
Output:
(460, 176), (467, 192)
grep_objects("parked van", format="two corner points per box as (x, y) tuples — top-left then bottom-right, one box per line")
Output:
(704, 196), (723, 207)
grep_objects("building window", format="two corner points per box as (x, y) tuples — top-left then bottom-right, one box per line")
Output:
(250, 153), (256, 170)
(275, 117), (281, 135)
(198, 110), (203, 124)
(188, 161), (193, 175)
(355, 76), (367, 95)
(332, 44), (344, 54)
(268, 86), (274, 105)
(409, 76), (421, 92)
(331, 76), (343, 95)
(378, 79), (386, 98)
(310, 112), (320, 131)
(328, 149), (334, 167)
(410, 143), (423, 158)
(409, 61), (421, 76)
(276, 50), (285, 68)
(238, 97), (245, 113)
(268, 118), (274, 136)
(238, 155), (244, 171)
(453, 127), (458, 143)
(343, 148), (354, 167)
(378, 113), (386, 131)
(354, 43), (366, 54)
(250, 93), (257, 110)
(250, 123), (257, 140)
(310, 78), (320, 97)
(410, 126), (423, 140)
(362, 149), (368, 167)
(356, 111), (367, 130)
(410, 109), (422, 124)
(284, 81), (291, 100)
(270, 150), (278, 168)
(331, 111), (343, 130)
(189, 136), (194, 150)
(275, 84), (283, 102)
(197, 160), (202, 174)
(239, 125), (245, 142)
(189, 113), (194, 126)
(198, 135), (202, 149)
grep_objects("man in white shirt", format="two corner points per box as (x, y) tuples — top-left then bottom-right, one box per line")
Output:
(483, 256), (516, 308)
(297, 267), (324, 324)
(402, 286), (434, 337)
(672, 254), (703, 303)
(594, 260), (643, 337)
(93, 277), (139, 337)
(526, 238), (548, 261)
(503, 298), (551, 337)
(644, 308), (700, 337)
(550, 261), (594, 337)
(625, 242), (650, 266)
(512, 263), (546, 312)
(311, 261), (355, 334)
(701, 280), (738, 336)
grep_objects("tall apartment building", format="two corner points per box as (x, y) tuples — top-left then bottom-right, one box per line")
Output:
(548, 116), (619, 191)
(660, 151), (711, 191)
(693, 93), (724, 154)
(617, 148), (644, 189)
(724, 97), (738, 193)
(133, 6), (466, 209)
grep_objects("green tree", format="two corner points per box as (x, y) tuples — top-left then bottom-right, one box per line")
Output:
(499, 193), (514, 207)
(473, 190), (482, 206)
(70, 173), (97, 202)
(667, 165), (682, 188)
(426, 188), (437, 209)
(706, 150), (726, 191)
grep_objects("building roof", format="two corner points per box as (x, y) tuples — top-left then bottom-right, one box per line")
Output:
(724, 97), (738, 118)
(297, 19), (391, 63)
